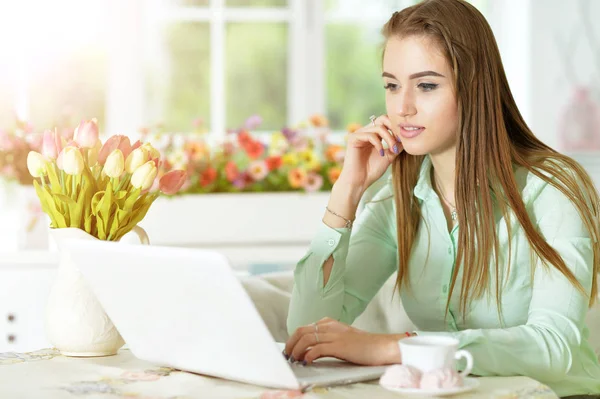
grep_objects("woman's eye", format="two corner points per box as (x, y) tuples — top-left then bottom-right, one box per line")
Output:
(418, 83), (438, 92)
(383, 83), (398, 92)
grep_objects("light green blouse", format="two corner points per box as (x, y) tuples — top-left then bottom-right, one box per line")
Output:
(287, 156), (600, 396)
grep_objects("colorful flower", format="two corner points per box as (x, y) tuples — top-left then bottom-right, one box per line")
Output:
(288, 168), (307, 189)
(309, 114), (328, 127)
(247, 160), (269, 181)
(185, 141), (209, 161)
(244, 114), (263, 130)
(282, 152), (299, 167)
(298, 150), (319, 170)
(304, 173), (323, 192)
(225, 161), (240, 182)
(327, 166), (342, 184)
(269, 132), (289, 156)
(200, 167), (217, 187)
(265, 156), (282, 171)
(244, 140), (265, 159)
(325, 145), (345, 163)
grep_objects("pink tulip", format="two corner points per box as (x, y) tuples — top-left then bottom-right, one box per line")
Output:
(159, 170), (187, 195)
(98, 135), (132, 165)
(59, 127), (74, 141)
(73, 118), (100, 148)
(131, 140), (142, 150)
(41, 129), (65, 159)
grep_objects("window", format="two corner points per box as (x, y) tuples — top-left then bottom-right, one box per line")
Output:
(0, 0), (490, 135)
(0, 1), (107, 131)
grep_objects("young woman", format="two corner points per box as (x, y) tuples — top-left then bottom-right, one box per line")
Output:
(284, 0), (600, 397)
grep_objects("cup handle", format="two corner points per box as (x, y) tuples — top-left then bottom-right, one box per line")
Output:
(131, 225), (150, 245)
(455, 349), (473, 377)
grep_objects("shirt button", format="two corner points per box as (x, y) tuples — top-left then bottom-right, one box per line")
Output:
(327, 239), (335, 246)
(442, 285), (448, 293)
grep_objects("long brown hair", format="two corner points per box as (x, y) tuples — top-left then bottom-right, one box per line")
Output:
(383, 0), (600, 319)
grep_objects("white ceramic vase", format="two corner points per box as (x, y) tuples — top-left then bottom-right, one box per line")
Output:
(45, 226), (149, 357)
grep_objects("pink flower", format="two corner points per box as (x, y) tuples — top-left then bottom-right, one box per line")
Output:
(244, 114), (263, 130)
(303, 173), (323, 192)
(73, 118), (99, 148)
(98, 135), (132, 165)
(41, 130), (64, 159)
(159, 169), (187, 195)
(247, 160), (269, 181)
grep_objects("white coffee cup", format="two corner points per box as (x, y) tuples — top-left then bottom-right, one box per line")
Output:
(398, 335), (473, 377)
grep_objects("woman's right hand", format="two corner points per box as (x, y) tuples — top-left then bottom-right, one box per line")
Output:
(336, 114), (403, 194)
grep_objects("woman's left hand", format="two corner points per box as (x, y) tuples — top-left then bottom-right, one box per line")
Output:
(284, 317), (401, 366)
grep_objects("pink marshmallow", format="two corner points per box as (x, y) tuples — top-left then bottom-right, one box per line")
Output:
(420, 367), (463, 389)
(379, 365), (422, 389)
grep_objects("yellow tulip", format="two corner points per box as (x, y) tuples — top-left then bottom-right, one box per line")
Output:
(27, 151), (47, 178)
(103, 149), (125, 178)
(125, 147), (149, 174)
(130, 161), (157, 190)
(87, 140), (101, 166)
(141, 143), (160, 160)
(59, 146), (85, 176)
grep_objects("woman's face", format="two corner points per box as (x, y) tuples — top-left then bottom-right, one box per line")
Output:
(382, 35), (459, 156)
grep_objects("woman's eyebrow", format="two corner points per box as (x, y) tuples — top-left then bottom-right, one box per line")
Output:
(381, 71), (445, 79)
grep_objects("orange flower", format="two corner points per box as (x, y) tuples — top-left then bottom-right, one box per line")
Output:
(288, 168), (307, 189)
(200, 167), (217, 187)
(325, 145), (344, 162)
(265, 156), (282, 171)
(225, 161), (239, 182)
(327, 166), (342, 184)
(346, 122), (362, 133)
(244, 140), (265, 159)
(185, 141), (209, 161)
(309, 114), (329, 127)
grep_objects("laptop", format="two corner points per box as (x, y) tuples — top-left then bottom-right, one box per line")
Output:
(63, 239), (388, 391)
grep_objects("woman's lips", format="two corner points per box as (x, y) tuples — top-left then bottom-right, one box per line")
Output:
(398, 125), (425, 139)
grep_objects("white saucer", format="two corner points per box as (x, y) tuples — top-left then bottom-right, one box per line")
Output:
(381, 377), (480, 396)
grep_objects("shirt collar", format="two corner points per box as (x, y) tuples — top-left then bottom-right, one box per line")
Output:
(413, 155), (435, 201)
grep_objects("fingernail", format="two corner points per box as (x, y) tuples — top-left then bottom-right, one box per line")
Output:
(302, 360), (307, 366)
(396, 135), (402, 142)
(393, 144), (398, 154)
(289, 356), (295, 363)
(379, 149), (384, 157)
(284, 354), (289, 360)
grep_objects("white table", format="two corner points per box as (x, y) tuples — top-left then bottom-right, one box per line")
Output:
(0, 348), (558, 399)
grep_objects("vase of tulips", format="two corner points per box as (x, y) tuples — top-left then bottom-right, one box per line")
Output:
(27, 119), (186, 357)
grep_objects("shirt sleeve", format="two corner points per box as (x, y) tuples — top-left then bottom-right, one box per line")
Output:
(287, 190), (398, 335)
(416, 180), (596, 383)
